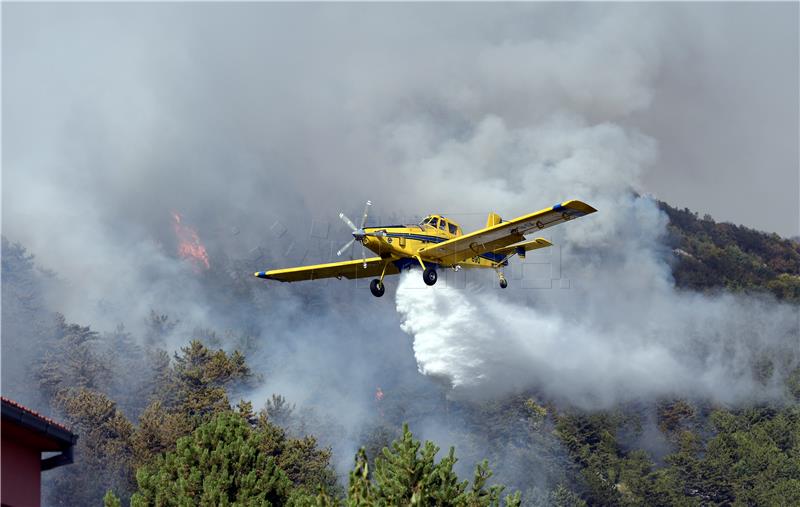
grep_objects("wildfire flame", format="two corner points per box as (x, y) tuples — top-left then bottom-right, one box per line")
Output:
(171, 211), (210, 271)
(375, 387), (384, 417)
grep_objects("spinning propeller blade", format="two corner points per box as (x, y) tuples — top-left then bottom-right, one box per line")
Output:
(362, 243), (367, 268)
(338, 213), (357, 232)
(359, 200), (372, 229)
(336, 238), (356, 257)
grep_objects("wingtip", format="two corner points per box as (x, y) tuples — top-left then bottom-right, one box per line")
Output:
(569, 200), (597, 215)
(562, 200), (598, 214)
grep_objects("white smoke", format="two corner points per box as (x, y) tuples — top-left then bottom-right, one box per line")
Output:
(398, 271), (798, 409)
(394, 117), (799, 409)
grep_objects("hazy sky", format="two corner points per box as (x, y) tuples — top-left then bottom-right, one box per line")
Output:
(630, 3), (798, 237)
(3, 3), (797, 243)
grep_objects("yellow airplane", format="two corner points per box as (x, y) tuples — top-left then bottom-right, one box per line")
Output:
(254, 200), (597, 297)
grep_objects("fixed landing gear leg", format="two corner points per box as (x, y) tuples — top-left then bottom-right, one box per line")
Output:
(379, 261), (389, 285)
(370, 262), (390, 298)
(416, 255), (438, 286)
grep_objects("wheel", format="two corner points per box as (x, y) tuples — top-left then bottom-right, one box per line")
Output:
(499, 278), (508, 289)
(423, 267), (438, 286)
(370, 279), (385, 297)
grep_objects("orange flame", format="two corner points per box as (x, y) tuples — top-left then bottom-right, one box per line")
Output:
(171, 211), (210, 271)
(375, 386), (384, 418)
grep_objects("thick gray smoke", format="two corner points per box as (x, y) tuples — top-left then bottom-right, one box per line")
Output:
(4, 3), (797, 328)
(392, 115), (798, 409)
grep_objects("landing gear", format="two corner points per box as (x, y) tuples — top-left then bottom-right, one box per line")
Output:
(497, 271), (508, 289)
(370, 279), (385, 297)
(423, 267), (438, 286)
(370, 262), (391, 298)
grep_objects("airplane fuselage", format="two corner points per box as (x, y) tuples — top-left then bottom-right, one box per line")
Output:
(360, 215), (503, 271)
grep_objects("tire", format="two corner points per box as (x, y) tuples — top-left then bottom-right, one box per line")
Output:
(423, 267), (438, 286)
(370, 279), (385, 297)
(499, 278), (508, 289)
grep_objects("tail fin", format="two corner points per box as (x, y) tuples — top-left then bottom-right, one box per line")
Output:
(486, 212), (502, 228)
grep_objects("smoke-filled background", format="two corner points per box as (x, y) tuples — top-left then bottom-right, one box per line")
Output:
(3, 1), (799, 495)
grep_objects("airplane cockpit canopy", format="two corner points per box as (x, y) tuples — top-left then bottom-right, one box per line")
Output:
(420, 215), (461, 235)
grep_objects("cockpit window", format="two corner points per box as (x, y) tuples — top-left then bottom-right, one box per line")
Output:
(439, 219), (447, 231)
(448, 223), (457, 235)
(430, 218), (439, 229)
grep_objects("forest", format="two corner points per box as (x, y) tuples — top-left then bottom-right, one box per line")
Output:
(2, 201), (799, 506)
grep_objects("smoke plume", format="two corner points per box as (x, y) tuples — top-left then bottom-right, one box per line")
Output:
(392, 115), (798, 409)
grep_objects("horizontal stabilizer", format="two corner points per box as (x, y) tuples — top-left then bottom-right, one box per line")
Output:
(493, 237), (553, 257)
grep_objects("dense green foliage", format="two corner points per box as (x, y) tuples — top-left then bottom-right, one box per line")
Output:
(130, 412), (295, 506)
(344, 424), (521, 506)
(553, 403), (800, 506)
(108, 416), (519, 506)
(661, 201), (800, 302)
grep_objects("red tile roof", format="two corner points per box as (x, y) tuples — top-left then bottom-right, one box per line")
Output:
(1, 396), (73, 433)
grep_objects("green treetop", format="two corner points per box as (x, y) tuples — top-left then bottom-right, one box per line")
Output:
(345, 423), (521, 507)
(130, 411), (295, 506)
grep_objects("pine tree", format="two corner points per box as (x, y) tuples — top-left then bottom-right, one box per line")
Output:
(46, 388), (135, 505)
(549, 484), (587, 507)
(130, 411), (294, 506)
(101, 324), (155, 418)
(129, 400), (193, 469)
(168, 339), (253, 419)
(1, 237), (54, 406)
(129, 341), (257, 468)
(347, 423), (521, 506)
(262, 393), (296, 428)
(143, 310), (178, 346)
(37, 314), (112, 403)
(103, 490), (122, 507)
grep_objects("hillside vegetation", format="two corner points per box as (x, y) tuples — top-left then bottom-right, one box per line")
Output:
(2, 201), (798, 506)
(661, 201), (800, 302)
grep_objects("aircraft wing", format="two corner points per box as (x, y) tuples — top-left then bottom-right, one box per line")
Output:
(419, 200), (596, 265)
(254, 257), (399, 282)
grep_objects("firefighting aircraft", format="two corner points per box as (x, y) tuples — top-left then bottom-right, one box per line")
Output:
(254, 200), (596, 297)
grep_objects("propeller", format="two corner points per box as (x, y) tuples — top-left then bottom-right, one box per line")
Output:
(336, 200), (373, 268)
(335, 238), (356, 257)
(358, 200), (371, 230)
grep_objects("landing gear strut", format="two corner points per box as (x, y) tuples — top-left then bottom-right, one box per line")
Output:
(370, 261), (391, 297)
(370, 279), (385, 297)
(423, 267), (438, 286)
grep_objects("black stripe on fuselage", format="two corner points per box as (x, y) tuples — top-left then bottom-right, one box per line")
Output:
(383, 232), (446, 244)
